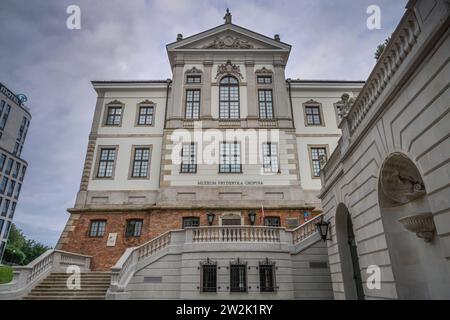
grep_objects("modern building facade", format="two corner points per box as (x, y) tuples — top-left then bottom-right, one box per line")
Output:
(0, 83), (31, 260)
(319, 0), (450, 300)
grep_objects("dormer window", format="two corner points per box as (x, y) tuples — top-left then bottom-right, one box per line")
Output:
(257, 75), (272, 84)
(186, 75), (201, 84)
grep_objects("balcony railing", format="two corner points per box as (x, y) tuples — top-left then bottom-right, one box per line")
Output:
(191, 226), (281, 243)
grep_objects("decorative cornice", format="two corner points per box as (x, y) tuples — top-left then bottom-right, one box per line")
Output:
(106, 99), (124, 105)
(215, 60), (243, 79)
(138, 99), (156, 105)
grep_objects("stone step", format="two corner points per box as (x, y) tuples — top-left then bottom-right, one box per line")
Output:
(35, 284), (110, 289)
(26, 291), (107, 296)
(24, 296), (106, 300)
(30, 288), (108, 292)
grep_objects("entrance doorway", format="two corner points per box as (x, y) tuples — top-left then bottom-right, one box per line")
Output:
(335, 203), (365, 300)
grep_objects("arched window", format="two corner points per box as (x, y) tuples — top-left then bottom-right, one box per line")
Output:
(219, 76), (239, 119)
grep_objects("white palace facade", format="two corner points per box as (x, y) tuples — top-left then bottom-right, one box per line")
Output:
(0, 0), (448, 300)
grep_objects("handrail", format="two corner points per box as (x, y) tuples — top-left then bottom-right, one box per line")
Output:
(0, 249), (92, 299)
(288, 214), (323, 244)
(110, 230), (172, 292)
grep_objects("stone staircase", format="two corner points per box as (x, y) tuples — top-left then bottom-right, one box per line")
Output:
(23, 272), (111, 300)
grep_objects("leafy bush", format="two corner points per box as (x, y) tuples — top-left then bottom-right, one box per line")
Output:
(0, 265), (13, 284)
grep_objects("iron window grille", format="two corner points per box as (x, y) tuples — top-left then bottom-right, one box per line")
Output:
(259, 258), (277, 292)
(258, 90), (274, 119)
(229, 259), (247, 292)
(305, 106), (322, 125)
(131, 147), (150, 178)
(200, 258), (217, 292)
(138, 106), (154, 125)
(180, 143), (197, 173)
(97, 148), (116, 178)
(105, 106), (122, 126)
(183, 217), (200, 228)
(219, 142), (242, 173)
(186, 75), (201, 84)
(125, 219), (143, 237)
(89, 220), (106, 237)
(257, 75), (272, 84)
(185, 89), (200, 119)
(310, 147), (327, 177)
(219, 76), (240, 119)
(264, 217), (281, 227)
(262, 143), (279, 173)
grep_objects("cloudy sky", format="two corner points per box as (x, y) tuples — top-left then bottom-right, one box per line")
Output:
(0, 0), (406, 246)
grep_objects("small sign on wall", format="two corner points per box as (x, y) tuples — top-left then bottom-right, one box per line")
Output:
(106, 233), (117, 247)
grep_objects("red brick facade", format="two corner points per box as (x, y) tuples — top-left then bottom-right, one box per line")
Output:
(61, 209), (318, 270)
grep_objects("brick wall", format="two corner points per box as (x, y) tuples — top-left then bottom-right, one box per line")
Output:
(61, 209), (318, 270)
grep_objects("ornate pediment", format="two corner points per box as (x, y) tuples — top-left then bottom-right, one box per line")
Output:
(185, 67), (203, 74)
(203, 35), (253, 49)
(215, 60), (243, 79)
(255, 67), (273, 74)
(138, 99), (155, 105)
(106, 99), (124, 106)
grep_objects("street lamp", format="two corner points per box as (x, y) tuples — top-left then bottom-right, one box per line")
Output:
(207, 212), (215, 226)
(315, 217), (331, 241)
(248, 211), (256, 225)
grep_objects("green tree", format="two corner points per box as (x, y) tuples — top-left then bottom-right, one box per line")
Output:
(374, 37), (391, 61)
(2, 224), (50, 265)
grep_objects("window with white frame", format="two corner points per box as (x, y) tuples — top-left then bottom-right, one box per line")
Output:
(257, 75), (272, 84)
(131, 147), (150, 178)
(310, 147), (327, 177)
(262, 143), (278, 173)
(125, 219), (143, 237)
(219, 76), (240, 119)
(220, 142), (241, 173)
(97, 148), (116, 178)
(137, 106), (154, 125)
(89, 220), (106, 237)
(258, 89), (274, 119)
(305, 105), (322, 125)
(185, 89), (200, 119)
(105, 106), (122, 126)
(180, 143), (197, 173)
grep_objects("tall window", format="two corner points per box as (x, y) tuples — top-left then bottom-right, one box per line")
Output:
(0, 105), (11, 130)
(200, 259), (217, 292)
(262, 143), (278, 173)
(125, 219), (143, 237)
(15, 183), (21, 200)
(219, 76), (239, 119)
(305, 106), (322, 125)
(219, 142), (241, 173)
(0, 177), (8, 194)
(310, 147), (327, 177)
(89, 220), (106, 237)
(264, 217), (281, 227)
(137, 106), (154, 125)
(185, 90), (200, 119)
(5, 159), (13, 175)
(180, 143), (197, 173)
(1, 200), (10, 217)
(259, 260), (276, 292)
(97, 148), (116, 178)
(0, 154), (6, 172)
(230, 261), (247, 292)
(131, 147), (150, 178)
(12, 162), (20, 178)
(182, 217), (200, 228)
(7, 181), (15, 197)
(9, 202), (16, 219)
(105, 106), (122, 126)
(258, 90), (274, 119)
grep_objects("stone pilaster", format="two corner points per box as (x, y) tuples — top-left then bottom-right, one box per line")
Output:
(200, 60), (213, 120)
(245, 60), (258, 122)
